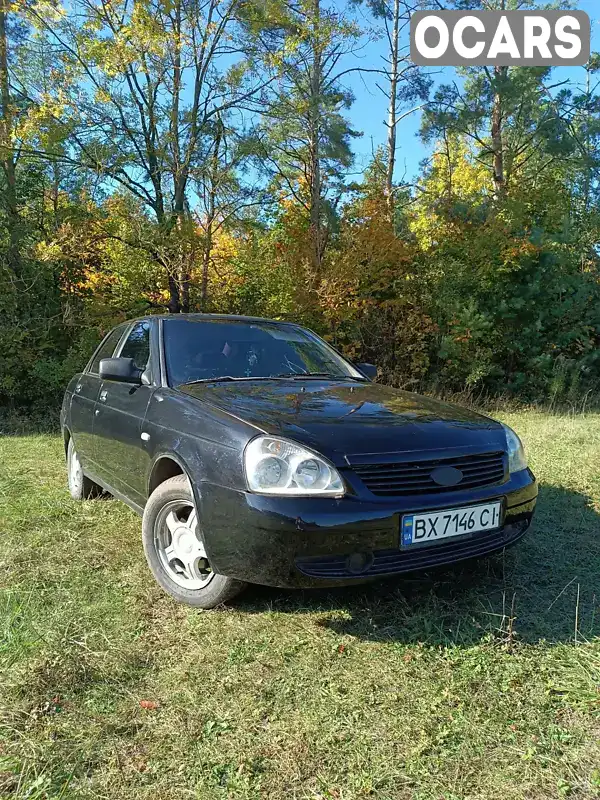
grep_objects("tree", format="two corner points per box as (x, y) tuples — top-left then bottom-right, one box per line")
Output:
(560, 55), (600, 213)
(193, 118), (261, 310)
(422, 0), (574, 200)
(0, 0), (22, 275)
(24, 0), (281, 311)
(255, 0), (362, 283)
(356, 0), (430, 210)
(317, 149), (434, 382)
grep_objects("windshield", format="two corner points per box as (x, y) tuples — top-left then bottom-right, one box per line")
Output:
(163, 318), (362, 386)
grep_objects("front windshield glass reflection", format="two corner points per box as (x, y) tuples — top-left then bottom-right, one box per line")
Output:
(164, 318), (361, 386)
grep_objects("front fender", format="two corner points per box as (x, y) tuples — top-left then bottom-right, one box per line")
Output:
(144, 445), (238, 573)
(142, 390), (254, 494)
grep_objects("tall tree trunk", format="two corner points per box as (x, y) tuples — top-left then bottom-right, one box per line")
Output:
(167, 0), (188, 313)
(583, 64), (591, 212)
(173, 209), (189, 313)
(200, 118), (222, 311)
(179, 268), (190, 312)
(154, 202), (180, 313)
(166, 264), (181, 313)
(200, 221), (212, 311)
(0, 0), (19, 275)
(385, 0), (400, 212)
(490, 0), (506, 198)
(308, 0), (322, 282)
(443, 131), (453, 201)
(491, 65), (506, 198)
(51, 161), (60, 226)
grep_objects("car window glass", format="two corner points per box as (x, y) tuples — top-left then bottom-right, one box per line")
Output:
(120, 321), (151, 372)
(163, 319), (360, 386)
(88, 326), (126, 374)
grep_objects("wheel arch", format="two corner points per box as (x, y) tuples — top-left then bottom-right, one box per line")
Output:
(148, 453), (192, 498)
(63, 427), (71, 458)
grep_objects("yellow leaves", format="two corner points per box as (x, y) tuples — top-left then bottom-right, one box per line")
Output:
(126, 2), (170, 57)
(429, 136), (490, 197)
(75, 0), (169, 74)
(78, 267), (118, 292)
(94, 88), (112, 105)
(264, 48), (289, 71)
(334, 192), (412, 284)
(18, 93), (80, 155)
(409, 135), (490, 250)
(35, 240), (63, 263)
(198, 227), (246, 308)
(211, 229), (240, 264)
(26, 0), (65, 22)
(226, 61), (248, 89)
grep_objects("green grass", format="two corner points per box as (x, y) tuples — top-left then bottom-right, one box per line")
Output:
(0, 411), (599, 799)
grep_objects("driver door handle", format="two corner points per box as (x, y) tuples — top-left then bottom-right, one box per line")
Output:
(75, 384), (82, 393)
(99, 390), (108, 402)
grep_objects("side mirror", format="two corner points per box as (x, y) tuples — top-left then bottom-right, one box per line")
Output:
(356, 362), (377, 381)
(99, 357), (142, 384)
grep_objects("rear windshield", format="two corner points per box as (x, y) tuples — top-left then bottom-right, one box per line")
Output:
(163, 318), (359, 386)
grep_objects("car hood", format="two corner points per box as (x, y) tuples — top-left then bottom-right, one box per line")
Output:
(178, 380), (506, 464)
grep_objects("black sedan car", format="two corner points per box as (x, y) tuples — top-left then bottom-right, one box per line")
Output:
(61, 314), (537, 608)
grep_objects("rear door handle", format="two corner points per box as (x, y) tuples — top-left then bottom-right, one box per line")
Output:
(99, 390), (108, 402)
(75, 384), (82, 393)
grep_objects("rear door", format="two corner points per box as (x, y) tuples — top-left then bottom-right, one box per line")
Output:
(91, 320), (155, 506)
(70, 324), (127, 474)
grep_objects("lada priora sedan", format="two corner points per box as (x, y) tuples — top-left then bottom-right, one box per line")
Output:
(61, 314), (537, 608)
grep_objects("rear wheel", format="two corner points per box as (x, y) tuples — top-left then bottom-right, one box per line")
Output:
(142, 474), (246, 608)
(67, 438), (102, 500)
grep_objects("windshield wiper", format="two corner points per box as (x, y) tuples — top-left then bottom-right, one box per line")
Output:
(275, 372), (369, 381)
(183, 372), (369, 386)
(183, 375), (296, 385)
(183, 376), (240, 385)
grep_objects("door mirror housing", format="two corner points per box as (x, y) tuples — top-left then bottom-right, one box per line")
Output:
(356, 362), (377, 381)
(99, 357), (143, 384)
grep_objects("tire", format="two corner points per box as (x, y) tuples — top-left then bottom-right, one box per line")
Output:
(67, 438), (103, 500)
(142, 474), (246, 608)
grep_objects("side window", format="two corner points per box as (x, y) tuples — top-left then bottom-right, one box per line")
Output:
(119, 321), (151, 373)
(89, 326), (126, 374)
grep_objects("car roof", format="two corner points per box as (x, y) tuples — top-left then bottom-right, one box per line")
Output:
(128, 313), (296, 327)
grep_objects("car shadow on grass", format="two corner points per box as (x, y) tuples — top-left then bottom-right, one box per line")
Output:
(236, 484), (600, 646)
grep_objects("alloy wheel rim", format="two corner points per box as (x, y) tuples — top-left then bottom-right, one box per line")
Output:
(155, 499), (214, 590)
(69, 447), (82, 495)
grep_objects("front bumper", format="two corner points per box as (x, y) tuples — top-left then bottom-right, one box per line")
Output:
(195, 469), (538, 588)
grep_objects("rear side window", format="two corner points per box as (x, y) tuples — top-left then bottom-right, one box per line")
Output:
(119, 321), (151, 372)
(88, 326), (126, 374)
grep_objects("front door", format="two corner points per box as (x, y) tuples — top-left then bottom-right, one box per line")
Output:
(70, 324), (127, 473)
(70, 373), (102, 471)
(91, 320), (155, 507)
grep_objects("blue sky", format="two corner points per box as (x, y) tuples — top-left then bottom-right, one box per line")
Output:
(342, 1), (600, 182)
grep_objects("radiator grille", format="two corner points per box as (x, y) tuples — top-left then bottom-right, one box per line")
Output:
(353, 451), (506, 497)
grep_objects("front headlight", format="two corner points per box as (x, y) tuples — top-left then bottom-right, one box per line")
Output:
(502, 423), (527, 473)
(244, 436), (345, 496)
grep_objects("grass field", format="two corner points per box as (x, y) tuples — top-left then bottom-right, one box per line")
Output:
(0, 411), (599, 800)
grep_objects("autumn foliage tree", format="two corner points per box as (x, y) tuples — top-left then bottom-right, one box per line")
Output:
(1, 0), (600, 410)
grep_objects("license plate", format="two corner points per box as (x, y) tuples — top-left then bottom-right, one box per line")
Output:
(401, 501), (502, 547)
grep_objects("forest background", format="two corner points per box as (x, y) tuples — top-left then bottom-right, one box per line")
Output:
(2, 0), (600, 411)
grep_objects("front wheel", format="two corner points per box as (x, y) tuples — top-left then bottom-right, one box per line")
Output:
(142, 474), (246, 608)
